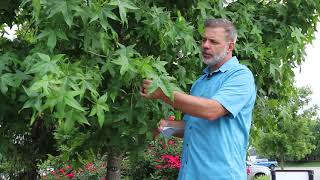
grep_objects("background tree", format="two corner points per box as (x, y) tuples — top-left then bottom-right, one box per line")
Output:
(0, 0), (319, 179)
(307, 117), (320, 161)
(254, 87), (319, 169)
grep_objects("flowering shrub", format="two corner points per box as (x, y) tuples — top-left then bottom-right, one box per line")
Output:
(123, 116), (183, 179)
(40, 160), (107, 180)
(147, 137), (182, 180)
(124, 135), (182, 180)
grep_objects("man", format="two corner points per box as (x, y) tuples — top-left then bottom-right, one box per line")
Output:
(140, 19), (256, 180)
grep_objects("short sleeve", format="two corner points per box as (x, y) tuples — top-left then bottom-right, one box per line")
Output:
(211, 68), (256, 118)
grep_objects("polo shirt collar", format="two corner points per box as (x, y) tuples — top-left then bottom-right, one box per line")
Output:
(202, 56), (239, 75)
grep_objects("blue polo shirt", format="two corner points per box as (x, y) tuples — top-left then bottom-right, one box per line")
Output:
(178, 57), (256, 180)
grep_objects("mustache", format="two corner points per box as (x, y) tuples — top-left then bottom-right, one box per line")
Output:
(202, 51), (212, 55)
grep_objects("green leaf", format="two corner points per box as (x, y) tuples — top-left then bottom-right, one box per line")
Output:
(112, 55), (129, 76)
(0, 73), (21, 94)
(109, 0), (138, 24)
(56, 30), (68, 40)
(32, 0), (40, 21)
(158, 77), (174, 101)
(46, 0), (78, 27)
(153, 60), (167, 73)
(97, 105), (105, 127)
(64, 112), (75, 132)
(138, 124), (148, 134)
(64, 91), (85, 112)
(197, 1), (211, 18)
(27, 54), (61, 76)
(47, 32), (57, 51)
(37, 53), (50, 62)
(290, 26), (304, 44)
(89, 93), (109, 127)
(22, 98), (37, 110)
(30, 112), (37, 125)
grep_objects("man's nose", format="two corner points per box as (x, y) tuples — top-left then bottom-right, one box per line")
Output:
(202, 40), (210, 49)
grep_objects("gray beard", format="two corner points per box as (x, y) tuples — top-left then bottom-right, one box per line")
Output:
(203, 48), (228, 67)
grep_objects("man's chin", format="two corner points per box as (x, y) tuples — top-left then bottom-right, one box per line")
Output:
(203, 60), (216, 66)
(202, 57), (212, 64)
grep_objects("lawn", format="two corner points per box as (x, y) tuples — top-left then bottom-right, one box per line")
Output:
(284, 161), (320, 167)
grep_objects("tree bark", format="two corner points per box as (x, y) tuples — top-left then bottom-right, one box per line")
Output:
(106, 149), (122, 180)
(280, 155), (284, 170)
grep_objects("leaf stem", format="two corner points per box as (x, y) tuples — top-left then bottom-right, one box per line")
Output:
(87, 50), (108, 58)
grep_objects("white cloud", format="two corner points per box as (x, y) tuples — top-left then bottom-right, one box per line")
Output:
(295, 22), (320, 110)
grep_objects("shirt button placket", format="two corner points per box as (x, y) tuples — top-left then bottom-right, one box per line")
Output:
(186, 125), (192, 165)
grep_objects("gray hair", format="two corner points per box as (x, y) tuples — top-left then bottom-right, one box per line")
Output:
(204, 18), (238, 43)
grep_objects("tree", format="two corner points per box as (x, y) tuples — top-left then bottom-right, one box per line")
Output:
(254, 87), (319, 169)
(0, 0), (319, 179)
(307, 117), (320, 160)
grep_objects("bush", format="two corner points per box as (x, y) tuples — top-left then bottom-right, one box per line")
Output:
(39, 155), (107, 180)
(125, 136), (182, 180)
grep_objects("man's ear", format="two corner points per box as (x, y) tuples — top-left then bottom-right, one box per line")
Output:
(228, 42), (235, 52)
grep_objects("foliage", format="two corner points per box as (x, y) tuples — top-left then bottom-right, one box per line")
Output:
(254, 87), (319, 169)
(0, 0), (319, 179)
(0, 0), (21, 26)
(254, 175), (270, 180)
(306, 118), (320, 160)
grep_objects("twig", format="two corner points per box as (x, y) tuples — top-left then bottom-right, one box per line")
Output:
(87, 50), (108, 58)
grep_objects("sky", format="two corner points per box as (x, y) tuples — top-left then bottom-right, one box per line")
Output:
(294, 23), (320, 111)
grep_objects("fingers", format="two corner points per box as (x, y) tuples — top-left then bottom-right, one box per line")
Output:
(142, 80), (152, 89)
(140, 79), (153, 98)
(158, 119), (168, 131)
(143, 79), (152, 84)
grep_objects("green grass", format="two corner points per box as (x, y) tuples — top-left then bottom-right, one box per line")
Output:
(284, 161), (320, 167)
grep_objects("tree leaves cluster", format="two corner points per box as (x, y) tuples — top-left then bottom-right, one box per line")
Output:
(254, 87), (319, 169)
(0, 0), (319, 179)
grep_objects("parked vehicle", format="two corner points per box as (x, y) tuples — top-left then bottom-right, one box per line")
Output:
(254, 158), (278, 170)
(246, 161), (271, 180)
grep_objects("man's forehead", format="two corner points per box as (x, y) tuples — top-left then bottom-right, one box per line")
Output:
(203, 27), (226, 39)
(204, 27), (226, 34)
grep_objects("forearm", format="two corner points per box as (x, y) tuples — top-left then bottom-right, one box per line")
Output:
(160, 91), (227, 121)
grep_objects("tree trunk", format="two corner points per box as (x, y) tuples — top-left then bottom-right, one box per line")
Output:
(106, 149), (122, 180)
(16, 167), (38, 180)
(280, 155), (284, 170)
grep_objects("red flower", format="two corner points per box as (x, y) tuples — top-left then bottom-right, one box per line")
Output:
(85, 163), (94, 170)
(66, 171), (75, 179)
(59, 168), (66, 175)
(160, 154), (181, 169)
(66, 165), (72, 170)
(155, 165), (162, 169)
(168, 140), (175, 145)
(168, 115), (175, 121)
(163, 143), (167, 149)
(101, 178), (106, 180)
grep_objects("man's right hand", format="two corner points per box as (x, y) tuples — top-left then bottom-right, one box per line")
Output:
(157, 119), (169, 132)
(158, 118), (185, 138)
